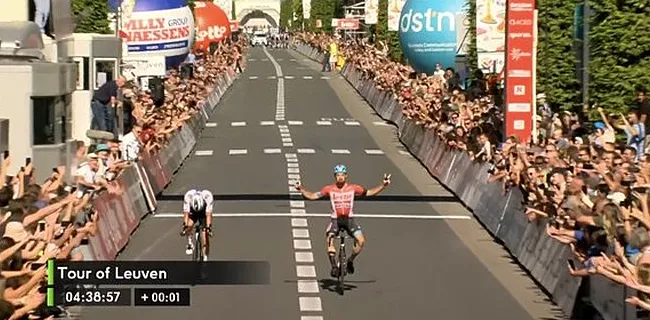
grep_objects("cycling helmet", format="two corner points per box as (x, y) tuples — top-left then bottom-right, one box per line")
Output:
(333, 164), (348, 174)
(190, 193), (206, 212)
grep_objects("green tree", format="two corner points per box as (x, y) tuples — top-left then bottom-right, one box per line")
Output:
(72, 0), (111, 34)
(307, 0), (337, 32)
(536, 0), (581, 110)
(376, 0), (402, 61)
(280, 0), (293, 29)
(464, 0), (479, 82)
(292, 0), (304, 31)
(589, 0), (650, 112)
(186, 0), (196, 20)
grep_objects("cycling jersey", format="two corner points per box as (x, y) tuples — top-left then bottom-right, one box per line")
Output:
(183, 189), (214, 216)
(318, 184), (367, 218)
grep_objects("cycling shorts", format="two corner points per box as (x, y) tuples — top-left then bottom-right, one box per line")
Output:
(326, 216), (362, 237)
(189, 210), (207, 227)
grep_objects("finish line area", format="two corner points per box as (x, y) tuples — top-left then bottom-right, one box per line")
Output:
(152, 212), (472, 220)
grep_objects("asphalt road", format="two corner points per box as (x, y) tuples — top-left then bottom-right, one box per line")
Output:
(80, 47), (563, 320)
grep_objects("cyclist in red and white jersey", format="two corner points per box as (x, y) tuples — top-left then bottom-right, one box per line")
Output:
(295, 164), (391, 277)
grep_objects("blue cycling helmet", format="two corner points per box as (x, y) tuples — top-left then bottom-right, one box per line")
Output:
(334, 164), (348, 174)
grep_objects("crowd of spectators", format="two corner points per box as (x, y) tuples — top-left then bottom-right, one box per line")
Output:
(0, 35), (247, 319)
(296, 31), (650, 311)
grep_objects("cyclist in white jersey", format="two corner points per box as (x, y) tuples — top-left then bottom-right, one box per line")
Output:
(180, 189), (214, 261)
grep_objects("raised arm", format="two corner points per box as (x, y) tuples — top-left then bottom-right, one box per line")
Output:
(295, 181), (325, 200)
(366, 174), (391, 196)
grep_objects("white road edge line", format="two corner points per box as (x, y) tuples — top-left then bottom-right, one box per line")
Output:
(154, 213), (472, 219)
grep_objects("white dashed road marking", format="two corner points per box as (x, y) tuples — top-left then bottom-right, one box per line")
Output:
(205, 122), (217, 127)
(365, 149), (385, 155)
(303, 76), (313, 79)
(373, 121), (391, 126)
(320, 76), (330, 80)
(291, 218), (308, 227)
(297, 280), (319, 293)
(264, 148), (282, 154)
(344, 121), (361, 126)
(399, 150), (411, 155)
(296, 265), (316, 277)
(231, 121), (246, 127)
(295, 252), (314, 263)
(299, 297), (322, 311)
(260, 121), (275, 126)
(316, 121), (332, 126)
(331, 149), (350, 154)
(194, 150), (213, 156)
(285, 76), (295, 79)
(263, 47), (324, 319)
(249, 76), (258, 79)
(228, 149), (248, 155)
(293, 229), (310, 238)
(297, 149), (315, 154)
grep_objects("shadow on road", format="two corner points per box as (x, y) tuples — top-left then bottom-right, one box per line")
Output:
(159, 193), (457, 202)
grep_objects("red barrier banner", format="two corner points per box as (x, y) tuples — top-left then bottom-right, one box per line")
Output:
(504, 0), (535, 143)
(141, 151), (168, 194)
(88, 176), (140, 260)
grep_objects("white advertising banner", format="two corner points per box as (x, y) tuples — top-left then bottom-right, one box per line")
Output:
(123, 56), (167, 77)
(120, 6), (195, 60)
(387, 0), (406, 31)
(213, 0), (233, 20)
(302, 0), (311, 19)
(476, 0), (506, 73)
(365, 0), (379, 25)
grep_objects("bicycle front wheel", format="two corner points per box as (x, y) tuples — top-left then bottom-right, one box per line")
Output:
(193, 231), (203, 262)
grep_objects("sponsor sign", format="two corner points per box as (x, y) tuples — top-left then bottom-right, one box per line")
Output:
(113, 0), (195, 68)
(212, 0), (233, 20)
(476, 0), (506, 73)
(398, 0), (464, 72)
(336, 19), (360, 30)
(504, 0), (535, 143)
(122, 56), (166, 77)
(365, 0), (379, 25)
(194, 1), (232, 51)
(302, 0), (311, 19)
(387, 0), (407, 31)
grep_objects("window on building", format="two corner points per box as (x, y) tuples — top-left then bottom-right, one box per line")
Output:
(94, 58), (117, 89)
(32, 97), (55, 145)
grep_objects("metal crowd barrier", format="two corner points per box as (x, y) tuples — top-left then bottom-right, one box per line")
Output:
(291, 43), (642, 319)
(87, 64), (242, 262)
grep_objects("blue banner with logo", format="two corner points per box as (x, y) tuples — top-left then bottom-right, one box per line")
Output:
(399, 0), (465, 73)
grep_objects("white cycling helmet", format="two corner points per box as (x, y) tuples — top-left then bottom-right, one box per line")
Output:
(190, 194), (206, 212)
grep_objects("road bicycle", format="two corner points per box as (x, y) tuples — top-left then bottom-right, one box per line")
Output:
(191, 221), (209, 263)
(334, 229), (349, 294)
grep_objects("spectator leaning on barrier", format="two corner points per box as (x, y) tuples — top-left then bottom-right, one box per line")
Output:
(295, 31), (650, 311)
(0, 32), (250, 320)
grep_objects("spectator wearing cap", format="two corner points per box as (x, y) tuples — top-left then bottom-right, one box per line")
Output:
(594, 107), (618, 146)
(75, 153), (104, 195)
